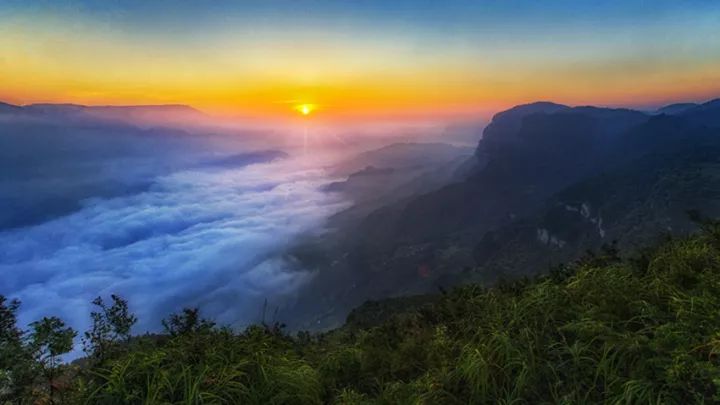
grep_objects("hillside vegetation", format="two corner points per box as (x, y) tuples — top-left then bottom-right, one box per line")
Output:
(3, 219), (720, 403)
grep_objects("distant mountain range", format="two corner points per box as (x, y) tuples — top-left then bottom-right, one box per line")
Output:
(0, 101), (204, 125)
(655, 102), (698, 115)
(290, 97), (720, 329)
(0, 103), (286, 231)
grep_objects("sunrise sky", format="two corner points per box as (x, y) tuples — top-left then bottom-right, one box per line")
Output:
(1, 0), (719, 119)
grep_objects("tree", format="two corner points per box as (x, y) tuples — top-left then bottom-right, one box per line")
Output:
(162, 307), (216, 337)
(0, 295), (23, 366)
(162, 308), (217, 363)
(82, 295), (137, 361)
(0, 295), (31, 401)
(29, 317), (76, 405)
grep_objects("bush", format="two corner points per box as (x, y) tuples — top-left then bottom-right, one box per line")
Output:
(8, 223), (720, 403)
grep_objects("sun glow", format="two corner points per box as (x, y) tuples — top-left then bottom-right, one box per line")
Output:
(295, 104), (316, 116)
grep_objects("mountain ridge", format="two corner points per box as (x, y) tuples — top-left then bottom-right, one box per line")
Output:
(0, 101), (205, 125)
(288, 95), (720, 330)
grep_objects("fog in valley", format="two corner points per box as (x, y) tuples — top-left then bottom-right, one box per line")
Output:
(0, 106), (478, 345)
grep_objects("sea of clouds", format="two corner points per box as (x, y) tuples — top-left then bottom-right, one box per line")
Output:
(0, 121), (349, 345)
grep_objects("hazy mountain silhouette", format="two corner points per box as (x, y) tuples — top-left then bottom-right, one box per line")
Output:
(0, 101), (23, 113)
(656, 102), (698, 115)
(678, 98), (720, 127)
(0, 101), (205, 126)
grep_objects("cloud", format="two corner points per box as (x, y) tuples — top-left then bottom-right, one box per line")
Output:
(0, 157), (349, 348)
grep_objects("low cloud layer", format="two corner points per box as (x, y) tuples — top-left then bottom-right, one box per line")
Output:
(1, 150), (348, 342)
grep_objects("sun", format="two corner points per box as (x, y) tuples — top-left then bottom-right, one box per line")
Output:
(295, 103), (316, 116)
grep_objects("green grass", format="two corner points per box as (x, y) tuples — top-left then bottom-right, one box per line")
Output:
(7, 222), (720, 404)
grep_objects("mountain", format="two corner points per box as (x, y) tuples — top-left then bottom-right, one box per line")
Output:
(356, 105), (648, 248)
(23, 103), (88, 115)
(678, 98), (720, 127)
(656, 102), (698, 115)
(473, 116), (720, 279)
(444, 99), (720, 282)
(323, 143), (473, 230)
(332, 142), (471, 176)
(288, 96), (720, 330)
(323, 166), (396, 193)
(0, 101), (23, 113)
(0, 101), (205, 125)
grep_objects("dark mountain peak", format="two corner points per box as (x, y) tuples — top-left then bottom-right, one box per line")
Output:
(478, 102), (569, 156)
(676, 97), (720, 127)
(699, 98), (720, 109)
(491, 101), (569, 124)
(477, 102), (646, 164)
(656, 102), (698, 115)
(617, 113), (695, 150)
(644, 112), (692, 126)
(568, 105), (646, 119)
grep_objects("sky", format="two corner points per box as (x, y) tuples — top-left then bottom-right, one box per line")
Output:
(1, 0), (720, 119)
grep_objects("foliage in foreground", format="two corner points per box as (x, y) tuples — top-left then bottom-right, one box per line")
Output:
(3, 221), (720, 404)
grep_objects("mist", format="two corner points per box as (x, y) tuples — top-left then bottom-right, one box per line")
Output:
(0, 112), (357, 346)
(0, 104), (482, 361)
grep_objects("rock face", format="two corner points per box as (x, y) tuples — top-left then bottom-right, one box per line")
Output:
(354, 103), (649, 249)
(288, 96), (720, 330)
(466, 99), (720, 278)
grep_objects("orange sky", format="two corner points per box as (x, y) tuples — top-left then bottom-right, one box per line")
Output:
(2, 2), (720, 120)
